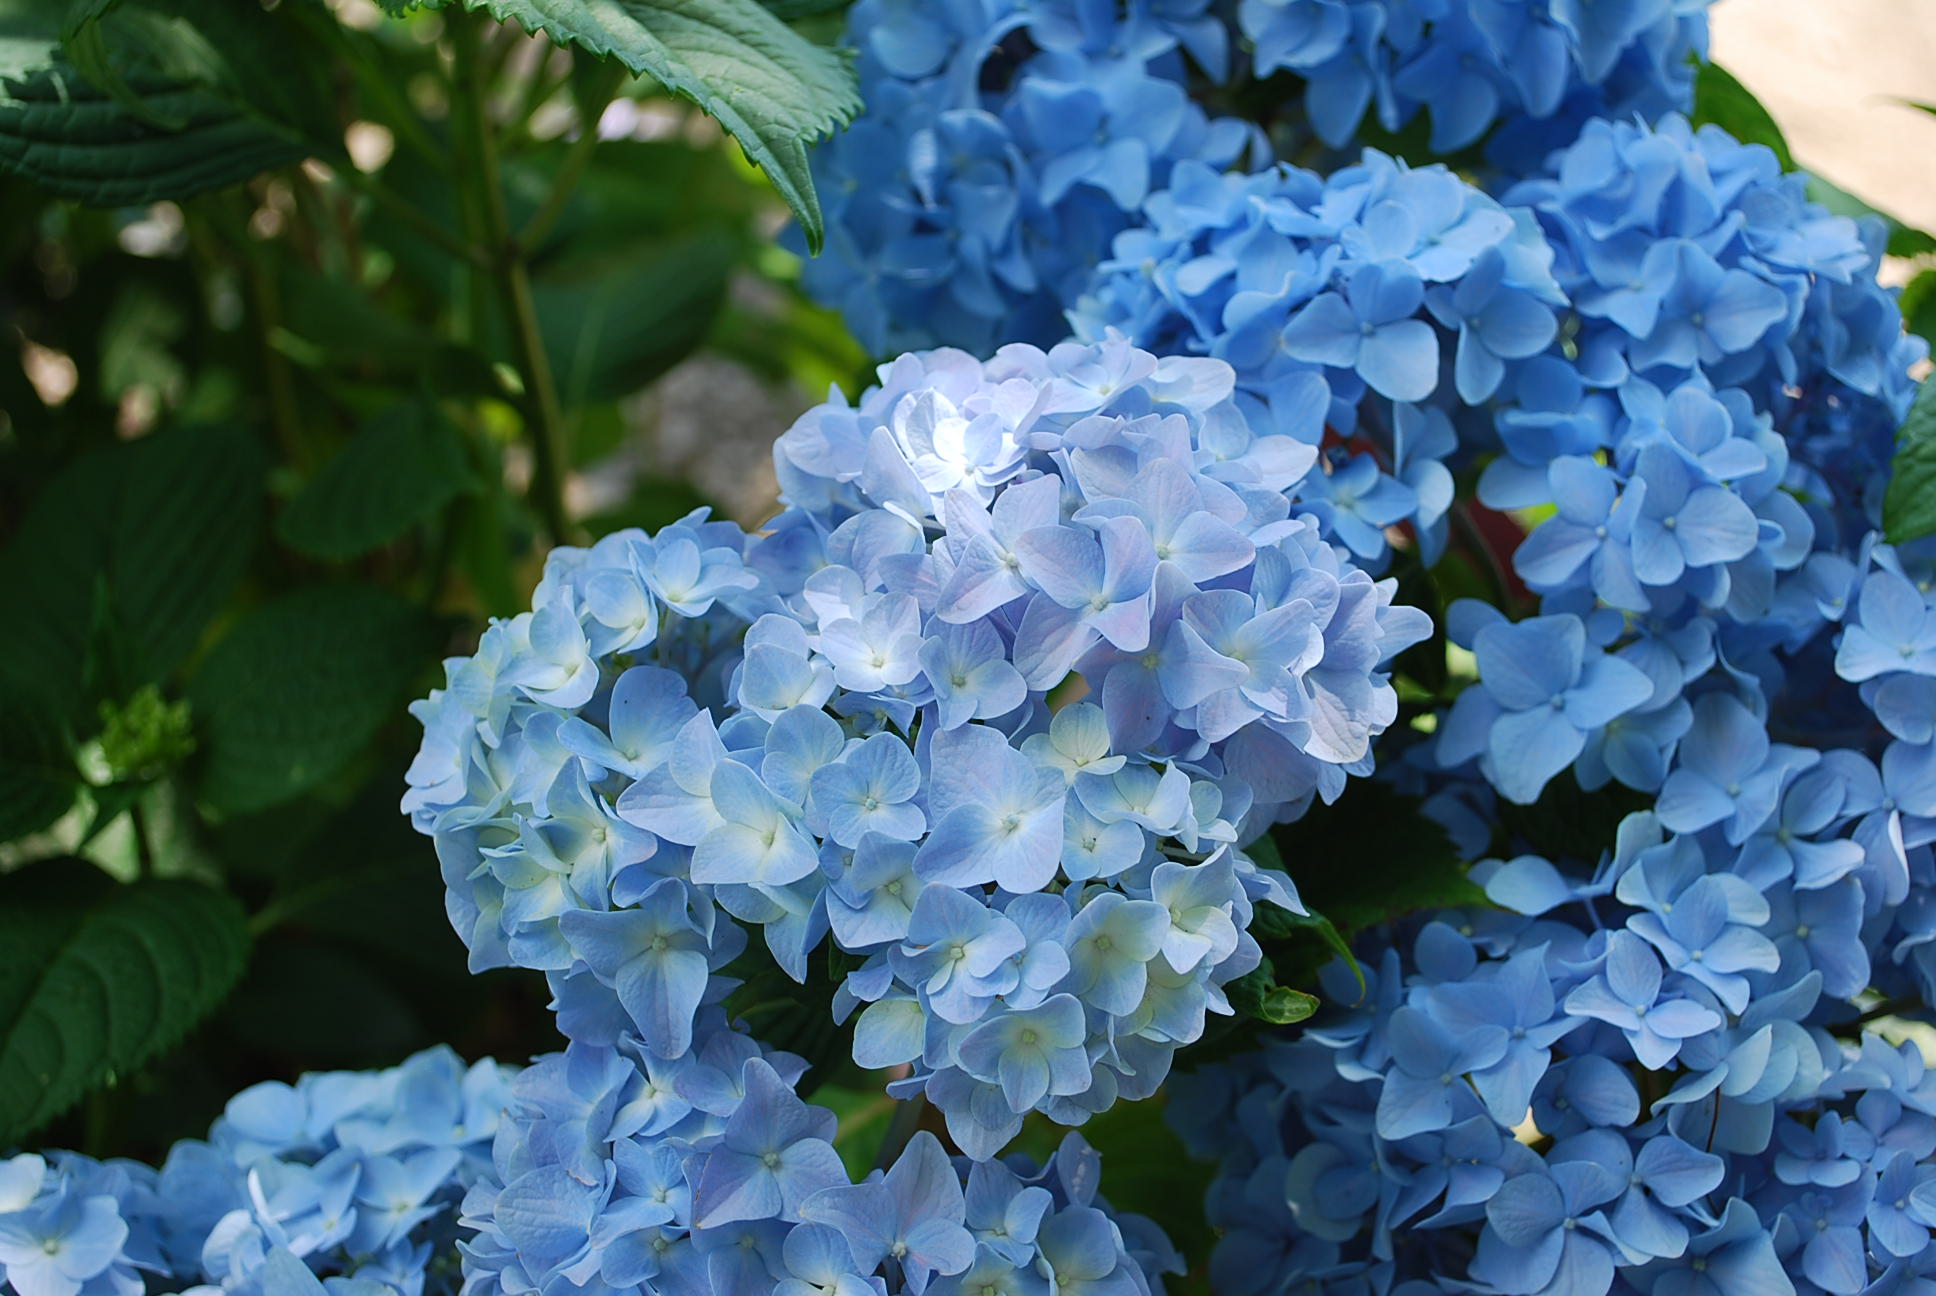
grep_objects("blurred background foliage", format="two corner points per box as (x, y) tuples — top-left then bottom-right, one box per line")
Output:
(0, 0), (871, 1165)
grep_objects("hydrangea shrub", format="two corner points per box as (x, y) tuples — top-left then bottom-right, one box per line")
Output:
(9, 1), (1936, 1295)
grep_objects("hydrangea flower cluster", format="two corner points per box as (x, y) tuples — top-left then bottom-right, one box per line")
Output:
(1441, 117), (1930, 809)
(1239, 0), (1712, 165)
(0, 1047), (513, 1296)
(1070, 148), (1565, 568)
(795, 0), (1256, 356)
(1489, 115), (1925, 553)
(1169, 799), (1936, 1295)
(798, 0), (1717, 360)
(403, 338), (1432, 1157)
(1140, 113), (1936, 1296)
(458, 1010), (1179, 1296)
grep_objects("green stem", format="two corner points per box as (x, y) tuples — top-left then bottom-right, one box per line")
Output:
(249, 875), (353, 937)
(128, 799), (154, 880)
(517, 91), (612, 255)
(338, 166), (488, 267)
(453, 11), (572, 544)
(235, 228), (309, 470)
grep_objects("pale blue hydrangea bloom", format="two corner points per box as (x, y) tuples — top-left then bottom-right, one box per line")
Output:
(406, 339), (1431, 1155)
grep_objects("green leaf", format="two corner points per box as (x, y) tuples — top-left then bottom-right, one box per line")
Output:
(1885, 377), (1936, 546)
(534, 227), (735, 405)
(758, 0), (851, 18)
(1805, 175), (1936, 260)
(437, 0), (858, 251)
(0, 677), (78, 844)
(1691, 61), (1794, 171)
(1259, 985), (1320, 1025)
(277, 399), (477, 561)
(1266, 780), (1484, 937)
(0, 0), (333, 205)
(0, 424), (264, 720)
(1899, 268), (1936, 348)
(187, 585), (438, 815)
(0, 864), (247, 1145)
(271, 263), (507, 399)
(1252, 901), (1365, 1002)
(722, 944), (859, 1093)
(1075, 1091), (1218, 1267)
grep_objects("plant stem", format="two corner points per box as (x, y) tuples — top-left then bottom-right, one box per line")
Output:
(518, 100), (609, 255)
(453, 11), (573, 545)
(338, 167), (488, 267)
(128, 799), (153, 880)
(237, 228), (309, 471)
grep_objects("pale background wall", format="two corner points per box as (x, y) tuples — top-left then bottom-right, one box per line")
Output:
(1712, 0), (1936, 236)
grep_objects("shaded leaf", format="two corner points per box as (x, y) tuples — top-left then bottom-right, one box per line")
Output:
(271, 263), (506, 399)
(722, 944), (859, 1094)
(1251, 901), (1364, 1002)
(435, 0), (858, 250)
(534, 227), (734, 404)
(1900, 268), (1936, 348)
(758, 0), (851, 18)
(0, 424), (264, 720)
(1886, 377), (1936, 546)
(1691, 61), (1793, 170)
(0, 677), (77, 843)
(277, 398), (477, 560)
(1266, 780), (1483, 937)
(1076, 1091), (1217, 1267)
(187, 585), (437, 815)
(0, 864), (248, 1145)
(0, 0), (332, 205)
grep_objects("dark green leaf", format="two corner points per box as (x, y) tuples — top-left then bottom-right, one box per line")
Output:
(1251, 901), (1365, 1002)
(1900, 268), (1936, 348)
(1266, 780), (1483, 936)
(1691, 61), (1793, 171)
(187, 585), (437, 815)
(1885, 377), (1936, 546)
(435, 0), (859, 251)
(277, 398), (477, 561)
(722, 945), (858, 1093)
(758, 0), (851, 17)
(0, 424), (264, 720)
(79, 781), (144, 848)
(0, 0), (334, 205)
(1076, 1091), (1217, 1267)
(0, 864), (247, 1145)
(0, 677), (78, 843)
(514, 138), (759, 256)
(535, 227), (734, 404)
(220, 938), (425, 1067)
(1495, 772), (1651, 867)
(271, 263), (507, 399)
(1222, 962), (1274, 1022)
